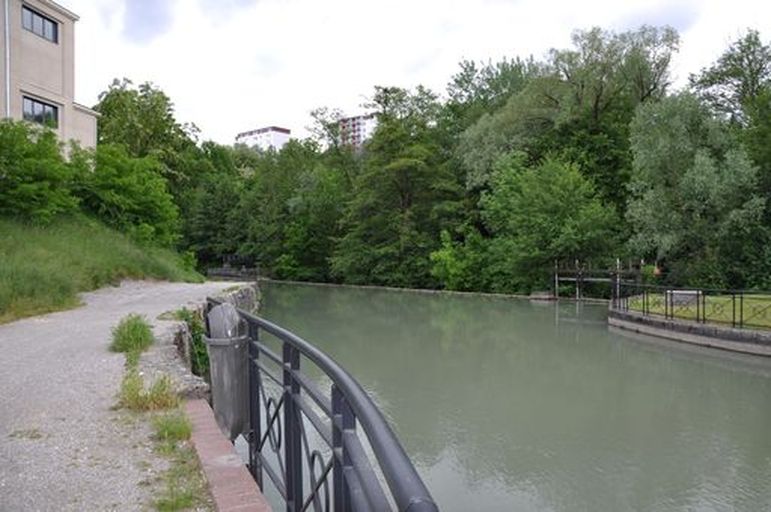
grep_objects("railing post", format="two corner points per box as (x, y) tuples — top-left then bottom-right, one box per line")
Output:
(283, 343), (302, 512)
(332, 385), (355, 512)
(739, 292), (744, 329)
(247, 321), (262, 488)
(732, 293), (736, 327)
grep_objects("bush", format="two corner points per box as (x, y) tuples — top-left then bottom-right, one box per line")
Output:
(0, 120), (79, 222)
(74, 144), (181, 246)
(110, 314), (154, 353)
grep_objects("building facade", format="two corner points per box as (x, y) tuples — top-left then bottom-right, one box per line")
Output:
(0, 0), (97, 148)
(339, 113), (377, 148)
(235, 126), (291, 151)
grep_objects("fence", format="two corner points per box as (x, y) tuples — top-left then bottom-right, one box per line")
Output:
(206, 297), (438, 512)
(612, 282), (771, 330)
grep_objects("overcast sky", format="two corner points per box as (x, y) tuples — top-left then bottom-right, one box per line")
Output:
(65, 0), (770, 144)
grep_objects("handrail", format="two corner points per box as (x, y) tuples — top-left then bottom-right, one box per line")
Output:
(207, 297), (438, 512)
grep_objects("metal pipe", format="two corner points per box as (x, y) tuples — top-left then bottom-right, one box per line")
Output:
(3, 0), (9, 118)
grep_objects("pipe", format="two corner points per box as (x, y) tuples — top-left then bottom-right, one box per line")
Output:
(3, 0), (9, 118)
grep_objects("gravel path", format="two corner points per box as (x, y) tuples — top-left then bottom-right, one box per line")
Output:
(0, 280), (241, 511)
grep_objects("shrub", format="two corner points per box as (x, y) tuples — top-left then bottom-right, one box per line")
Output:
(0, 120), (79, 222)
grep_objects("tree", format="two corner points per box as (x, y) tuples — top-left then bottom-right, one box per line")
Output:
(690, 30), (770, 124)
(626, 94), (770, 287)
(458, 26), (679, 211)
(479, 154), (617, 291)
(94, 79), (201, 193)
(331, 86), (462, 287)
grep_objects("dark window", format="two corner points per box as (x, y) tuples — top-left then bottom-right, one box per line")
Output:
(22, 6), (58, 43)
(22, 96), (58, 128)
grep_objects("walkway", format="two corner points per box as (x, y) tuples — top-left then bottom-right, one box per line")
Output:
(0, 280), (239, 511)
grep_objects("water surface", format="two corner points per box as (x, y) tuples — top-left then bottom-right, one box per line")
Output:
(259, 282), (771, 511)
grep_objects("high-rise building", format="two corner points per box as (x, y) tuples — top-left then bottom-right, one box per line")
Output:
(235, 126), (291, 151)
(339, 113), (377, 148)
(0, 0), (98, 148)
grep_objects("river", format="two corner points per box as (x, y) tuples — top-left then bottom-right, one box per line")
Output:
(257, 281), (771, 511)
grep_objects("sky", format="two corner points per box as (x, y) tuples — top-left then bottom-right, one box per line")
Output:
(65, 0), (770, 144)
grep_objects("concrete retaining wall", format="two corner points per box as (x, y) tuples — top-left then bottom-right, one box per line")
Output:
(608, 308), (771, 357)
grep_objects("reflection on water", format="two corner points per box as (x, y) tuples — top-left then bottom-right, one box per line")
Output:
(260, 282), (771, 512)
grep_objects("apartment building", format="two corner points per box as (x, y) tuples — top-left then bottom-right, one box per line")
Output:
(0, 0), (97, 148)
(235, 126), (291, 151)
(339, 113), (377, 148)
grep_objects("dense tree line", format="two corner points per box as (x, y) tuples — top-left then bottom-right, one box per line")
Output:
(2, 27), (769, 292)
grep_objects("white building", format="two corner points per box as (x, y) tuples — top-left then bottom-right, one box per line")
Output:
(235, 126), (291, 151)
(339, 113), (377, 148)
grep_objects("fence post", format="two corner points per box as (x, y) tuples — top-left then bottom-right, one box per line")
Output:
(283, 343), (303, 512)
(739, 292), (744, 329)
(554, 260), (559, 300)
(732, 293), (736, 327)
(332, 385), (355, 512)
(247, 321), (262, 488)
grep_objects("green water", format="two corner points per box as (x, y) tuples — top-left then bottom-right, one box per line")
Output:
(259, 282), (771, 511)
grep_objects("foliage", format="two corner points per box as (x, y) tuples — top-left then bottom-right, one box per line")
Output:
(483, 155), (617, 291)
(74, 144), (181, 246)
(0, 217), (202, 324)
(0, 120), (79, 222)
(110, 314), (154, 354)
(330, 86), (463, 287)
(626, 93), (770, 287)
(690, 30), (770, 124)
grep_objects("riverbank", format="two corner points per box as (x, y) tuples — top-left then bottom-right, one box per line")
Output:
(214, 275), (612, 304)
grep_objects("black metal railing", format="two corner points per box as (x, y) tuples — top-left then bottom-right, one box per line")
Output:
(207, 297), (438, 512)
(612, 281), (771, 330)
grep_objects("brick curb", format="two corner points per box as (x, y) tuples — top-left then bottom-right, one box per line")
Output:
(186, 399), (272, 512)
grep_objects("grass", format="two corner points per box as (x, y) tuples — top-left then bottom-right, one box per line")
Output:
(627, 293), (771, 329)
(111, 314), (155, 353)
(0, 216), (203, 324)
(149, 408), (211, 511)
(119, 371), (179, 412)
(154, 441), (212, 511)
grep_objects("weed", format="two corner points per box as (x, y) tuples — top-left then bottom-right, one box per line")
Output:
(152, 411), (192, 443)
(110, 314), (154, 353)
(119, 371), (179, 412)
(154, 444), (211, 511)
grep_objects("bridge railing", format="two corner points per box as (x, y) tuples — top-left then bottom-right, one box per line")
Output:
(206, 297), (438, 512)
(612, 281), (771, 330)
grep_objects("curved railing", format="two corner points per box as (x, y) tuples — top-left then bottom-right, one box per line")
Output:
(207, 297), (438, 512)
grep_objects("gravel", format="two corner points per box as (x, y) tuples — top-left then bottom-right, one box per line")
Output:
(0, 280), (244, 511)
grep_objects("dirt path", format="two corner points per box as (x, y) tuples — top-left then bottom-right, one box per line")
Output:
(0, 280), (240, 511)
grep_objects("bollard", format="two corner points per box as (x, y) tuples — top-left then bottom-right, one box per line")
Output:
(205, 303), (249, 441)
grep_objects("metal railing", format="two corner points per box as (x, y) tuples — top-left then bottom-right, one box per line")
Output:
(612, 281), (771, 330)
(206, 298), (438, 512)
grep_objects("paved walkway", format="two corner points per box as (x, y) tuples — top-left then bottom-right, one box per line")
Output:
(0, 280), (240, 511)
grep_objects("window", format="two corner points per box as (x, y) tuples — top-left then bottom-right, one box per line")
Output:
(22, 96), (58, 128)
(22, 6), (58, 43)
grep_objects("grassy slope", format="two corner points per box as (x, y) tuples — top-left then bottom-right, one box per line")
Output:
(0, 216), (202, 323)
